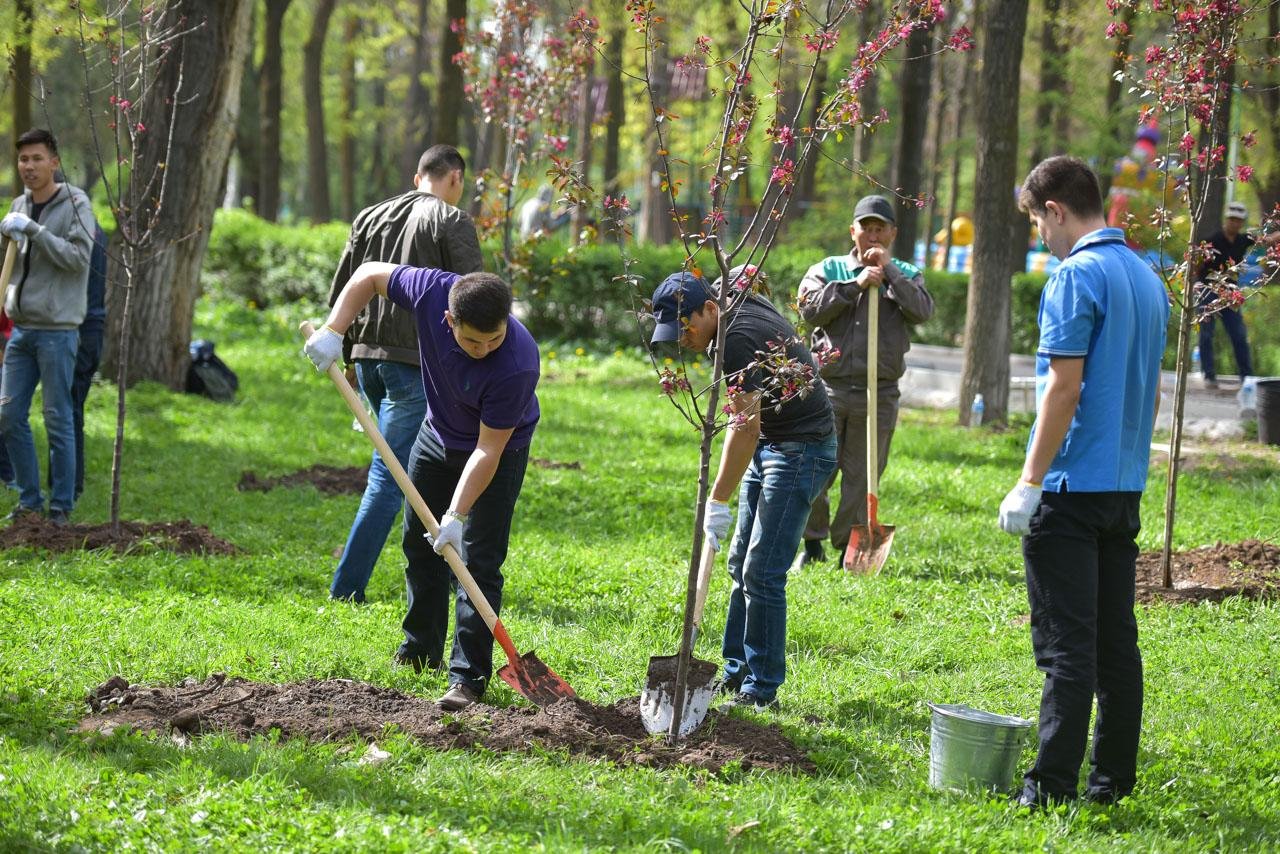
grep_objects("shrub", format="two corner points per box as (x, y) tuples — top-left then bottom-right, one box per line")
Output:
(201, 209), (349, 310)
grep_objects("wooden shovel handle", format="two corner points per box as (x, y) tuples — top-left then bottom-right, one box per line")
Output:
(0, 238), (17, 296)
(691, 539), (716, 634)
(865, 280), (880, 504)
(299, 321), (521, 666)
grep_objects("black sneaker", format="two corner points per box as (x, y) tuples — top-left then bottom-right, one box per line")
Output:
(47, 509), (70, 528)
(4, 506), (40, 523)
(721, 691), (780, 712)
(798, 538), (825, 568)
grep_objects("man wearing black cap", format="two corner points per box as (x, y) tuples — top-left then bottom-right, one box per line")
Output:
(795, 194), (934, 567)
(650, 267), (836, 710)
(1195, 200), (1280, 388)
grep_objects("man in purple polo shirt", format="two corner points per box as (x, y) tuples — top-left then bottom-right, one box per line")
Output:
(306, 263), (539, 712)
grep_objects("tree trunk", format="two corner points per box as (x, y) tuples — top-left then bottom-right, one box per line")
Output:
(570, 13), (596, 247)
(855, 0), (883, 179)
(602, 8), (625, 241)
(339, 13), (359, 220)
(436, 0), (468, 146)
(639, 34), (672, 245)
(1096, 2), (1136, 199)
(1192, 61), (1234, 244)
(1251, 0), (1280, 215)
(795, 53), (829, 209)
(402, 0), (433, 178)
(12, 0), (34, 195)
(891, 24), (934, 260)
(259, 0), (292, 221)
(944, 0), (980, 264)
(233, 6), (260, 209)
(368, 43), (393, 202)
(1014, 0), (1068, 257)
(102, 0), (255, 390)
(304, 0), (338, 222)
(959, 0), (1028, 427)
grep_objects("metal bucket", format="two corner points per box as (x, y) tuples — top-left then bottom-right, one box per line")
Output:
(927, 703), (1033, 794)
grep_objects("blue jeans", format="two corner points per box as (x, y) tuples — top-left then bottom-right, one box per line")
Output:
(1197, 287), (1252, 380)
(330, 359), (427, 602)
(47, 323), (102, 500)
(0, 327), (79, 513)
(399, 424), (529, 692)
(722, 434), (838, 701)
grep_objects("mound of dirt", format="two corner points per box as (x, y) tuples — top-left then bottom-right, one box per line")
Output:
(238, 465), (369, 496)
(1135, 539), (1280, 604)
(80, 674), (813, 774)
(0, 514), (237, 555)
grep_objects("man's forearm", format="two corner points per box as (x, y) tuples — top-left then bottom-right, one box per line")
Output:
(450, 448), (501, 517)
(711, 420), (760, 503)
(323, 262), (396, 334)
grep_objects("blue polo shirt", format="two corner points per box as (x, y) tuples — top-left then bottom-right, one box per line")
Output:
(387, 266), (540, 451)
(1032, 228), (1169, 493)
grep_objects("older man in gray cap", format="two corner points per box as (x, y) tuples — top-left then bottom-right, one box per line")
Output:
(795, 194), (935, 568)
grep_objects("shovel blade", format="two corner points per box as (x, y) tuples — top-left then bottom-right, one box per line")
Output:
(640, 654), (720, 737)
(844, 523), (896, 574)
(496, 650), (576, 706)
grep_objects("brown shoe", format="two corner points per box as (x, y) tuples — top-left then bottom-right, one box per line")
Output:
(437, 683), (481, 712)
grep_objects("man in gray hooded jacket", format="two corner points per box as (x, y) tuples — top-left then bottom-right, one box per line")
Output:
(0, 128), (96, 526)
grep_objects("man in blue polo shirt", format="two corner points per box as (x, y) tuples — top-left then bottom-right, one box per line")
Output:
(999, 156), (1169, 808)
(306, 264), (539, 712)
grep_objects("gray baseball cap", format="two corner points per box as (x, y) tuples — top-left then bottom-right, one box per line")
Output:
(853, 194), (895, 225)
(1226, 200), (1248, 220)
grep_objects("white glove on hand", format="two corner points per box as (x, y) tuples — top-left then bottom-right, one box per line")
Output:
(303, 325), (343, 371)
(431, 511), (467, 558)
(704, 499), (733, 551)
(998, 481), (1043, 536)
(0, 212), (39, 239)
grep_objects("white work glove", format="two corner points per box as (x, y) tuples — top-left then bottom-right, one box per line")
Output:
(0, 212), (39, 239)
(431, 510), (467, 559)
(704, 499), (733, 551)
(303, 324), (343, 371)
(998, 481), (1043, 536)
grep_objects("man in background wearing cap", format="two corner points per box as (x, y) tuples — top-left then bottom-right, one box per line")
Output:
(1195, 200), (1280, 388)
(650, 268), (836, 710)
(795, 194), (934, 567)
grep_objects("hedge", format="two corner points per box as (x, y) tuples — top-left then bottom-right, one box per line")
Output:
(199, 209), (1280, 375)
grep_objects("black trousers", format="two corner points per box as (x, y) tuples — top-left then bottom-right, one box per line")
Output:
(1021, 490), (1144, 801)
(399, 423), (529, 693)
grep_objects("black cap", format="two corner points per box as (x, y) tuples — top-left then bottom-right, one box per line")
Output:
(853, 194), (895, 225)
(650, 272), (714, 346)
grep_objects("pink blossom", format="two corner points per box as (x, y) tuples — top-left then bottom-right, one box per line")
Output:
(947, 27), (974, 52)
(1236, 164), (1254, 183)
(1179, 132), (1195, 154)
(770, 159), (795, 185)
(804, 29), (839, 53)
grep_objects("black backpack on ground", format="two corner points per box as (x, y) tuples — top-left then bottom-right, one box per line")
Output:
(185, 339), (239, 402)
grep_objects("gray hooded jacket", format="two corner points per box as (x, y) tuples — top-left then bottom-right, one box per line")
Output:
(5, 183), (96, 330)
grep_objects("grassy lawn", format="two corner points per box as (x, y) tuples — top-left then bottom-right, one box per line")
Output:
(2, 300), (1279, 851)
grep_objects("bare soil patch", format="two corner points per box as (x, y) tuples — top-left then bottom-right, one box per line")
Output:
(238, 464), (369, 495)
(80, 674), (812, 774)
(1135, 539), (1280, 604)
(0, 514), (237, 555)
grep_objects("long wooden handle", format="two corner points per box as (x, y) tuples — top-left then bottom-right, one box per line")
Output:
(691, 540), (716, 635)
(0, 238), (17, 296)
(866, 282), (880, 497)
(299, 321), (521, 666)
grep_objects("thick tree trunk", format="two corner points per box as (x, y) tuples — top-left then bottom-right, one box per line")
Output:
(402, 0), (433, 178)
(12, 0), (34, 195)
(304, 0), (338, 222)
(339, 13), (359, 220)
(959, 0), (1028, 426)
(1096, 2), (1136, 199)
(259, 0), (292, 221)
(855, 0), (883, 179)
(102, 0), (255, 390)
(1014, 0), (1068, 257)
(891, 24), (934, 260)
(1251, 0), (1280, 215)
(233, 7), (260, 209)
(436, 0), (468, 146)
(602, 9), (625, 240)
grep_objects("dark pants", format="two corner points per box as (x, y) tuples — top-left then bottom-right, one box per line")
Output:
(1021, 490), (1144, 802)
(1197, 288), (1252, 381)
(399, 423), (529, 693)
(43, 324), (102, 499)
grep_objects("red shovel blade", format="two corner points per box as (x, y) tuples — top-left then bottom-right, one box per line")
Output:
(497, 650), (576, 706)
(843, 493), (895, 574)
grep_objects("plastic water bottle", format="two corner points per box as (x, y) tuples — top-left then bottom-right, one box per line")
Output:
(1238, 377), (1258, 419)
(1191, 346), (1201, 378)
(970, 393), (985, 428)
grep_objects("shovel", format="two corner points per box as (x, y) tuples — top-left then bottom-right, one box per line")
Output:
(641, 539), (720, 738)
(844, 276), (896, 574)
(300, 321), (575, 706)
(0, 237), (17, 297)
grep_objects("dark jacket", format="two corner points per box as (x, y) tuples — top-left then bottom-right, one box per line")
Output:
(328, 189), (483, 366)
(797, 250), (934, 388)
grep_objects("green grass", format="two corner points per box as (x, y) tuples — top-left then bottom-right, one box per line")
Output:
(2, 300), (1279, 851)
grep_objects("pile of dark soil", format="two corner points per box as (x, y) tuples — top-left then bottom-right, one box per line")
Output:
(80, 674), (812, 773)
(1135, 539), (1280, 604)
(238, 465), (368, 495)
(0, 514), (238, 555)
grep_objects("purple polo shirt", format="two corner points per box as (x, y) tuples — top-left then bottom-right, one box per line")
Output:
(386, 265), (540, 451)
